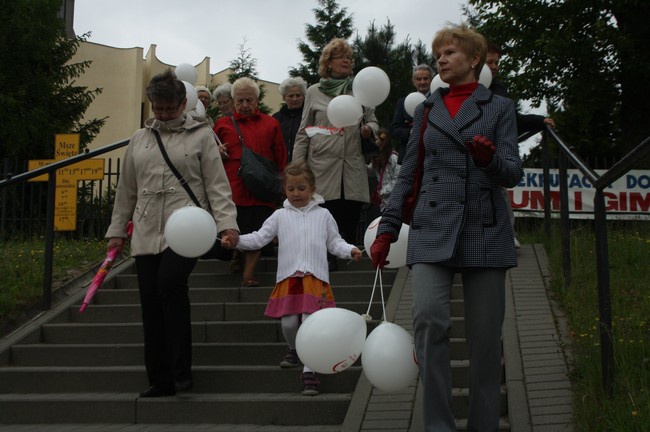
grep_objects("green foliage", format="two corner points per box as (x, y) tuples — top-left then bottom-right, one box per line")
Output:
(0, 0), (105, 161)
(466, 0), (650, 160)
(289, 0), (354, 84)
(352, 19), (435, 128)
(0, 237), (107, 327)
(227, 38), (271, 114)
(519, 220), (650, 431)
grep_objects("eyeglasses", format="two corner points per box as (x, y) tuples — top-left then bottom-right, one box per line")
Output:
(217, 98), (232, 107)
(332, 55), (353, 61)
(152, 102), (182, 114)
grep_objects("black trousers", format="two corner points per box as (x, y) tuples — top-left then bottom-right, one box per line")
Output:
(134, 249), (197, 388)
(320, 199), (363, 244)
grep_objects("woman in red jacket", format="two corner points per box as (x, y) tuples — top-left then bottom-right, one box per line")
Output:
(214, 77), (287, 287)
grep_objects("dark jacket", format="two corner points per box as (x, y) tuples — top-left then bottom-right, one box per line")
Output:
(390, 97), (412, 164)
(378, 85), (523, 268)
(273, 104), (303, 161)
(489, 78), (546, 136)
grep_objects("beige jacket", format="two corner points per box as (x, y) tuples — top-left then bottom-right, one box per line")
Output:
(292, 84), (378, 203)
(106, 114), (238, 256)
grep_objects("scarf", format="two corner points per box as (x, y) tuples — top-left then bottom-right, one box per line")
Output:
(319, 77), (353, 98)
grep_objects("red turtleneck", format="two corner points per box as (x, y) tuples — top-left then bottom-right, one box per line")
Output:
(443, 82), (478, 118)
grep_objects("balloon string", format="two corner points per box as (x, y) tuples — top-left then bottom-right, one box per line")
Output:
(365, 267), (381, 316)
(378, 269), (386, 322)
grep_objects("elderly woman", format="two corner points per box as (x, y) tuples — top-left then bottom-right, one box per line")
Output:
(371, 24), (522, 431)
(292, 38), (378, 270)
(213, 82), (234, 118)
(194, 85), (214, 127)
(106, 69), (239, 397)
(214, 77), (287, 287)
(272, 77), (307, 161)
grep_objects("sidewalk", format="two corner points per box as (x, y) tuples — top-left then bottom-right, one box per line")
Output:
(348, 243), (574, 432)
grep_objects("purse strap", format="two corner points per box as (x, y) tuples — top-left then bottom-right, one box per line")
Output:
(151, 129), (201, 208)
(230, 116), (248, 149)
(415, 104), (432, 170)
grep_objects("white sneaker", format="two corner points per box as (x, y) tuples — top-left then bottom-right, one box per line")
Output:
(514, 237), (521, 248)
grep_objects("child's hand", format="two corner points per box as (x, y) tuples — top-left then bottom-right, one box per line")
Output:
(350, 247), (362, 262)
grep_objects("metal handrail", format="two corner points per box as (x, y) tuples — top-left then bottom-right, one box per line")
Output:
(0, 138), (130, 309)
(541, 126), (650, 397)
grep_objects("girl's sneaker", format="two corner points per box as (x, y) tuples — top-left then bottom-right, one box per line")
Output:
(280, 349), (300, 368)
(301, 371), (320, 396)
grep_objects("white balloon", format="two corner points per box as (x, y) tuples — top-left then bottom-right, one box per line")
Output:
(296, 308), (367, 374)
(429, 74), (449, 93)
(352, 66), (391, 107)
(164, 207), (217, 258)
(479, 64), (492, 88)
(404, 92), (427, 117)
(183, 81), (198, 114)
(327, 95), (363, 128)
(363, 216), (409, 268)
(175, 63), (197, 85)
(362, 322), (419, 392)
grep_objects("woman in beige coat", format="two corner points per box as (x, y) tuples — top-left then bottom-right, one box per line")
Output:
(106, 70), (239, 398)
(292, 38), (378, 270)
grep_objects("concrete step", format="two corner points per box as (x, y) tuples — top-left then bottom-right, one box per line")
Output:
(0, 365), (361, 394)
(37, 315), (468, 345)
(64, 300), (390, 323)
(86, 283), (389, 306)
(8, 338), (471, 366)
(0, 392), (352, 425)
(108, 270), (398, 290)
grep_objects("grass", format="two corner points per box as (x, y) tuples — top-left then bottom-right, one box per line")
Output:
(518, 219), (649, 432)
(0, 236), (107, 328)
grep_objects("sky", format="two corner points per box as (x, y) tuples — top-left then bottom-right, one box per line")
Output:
(73, 0), (546, 154)
(73, 0), (467, 84)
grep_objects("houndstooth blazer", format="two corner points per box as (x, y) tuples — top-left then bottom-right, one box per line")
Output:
(378, 84), (523, 268)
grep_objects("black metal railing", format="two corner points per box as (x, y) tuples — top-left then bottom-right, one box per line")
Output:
(0, 138), (129, 309)
(539, 128), (650, 397)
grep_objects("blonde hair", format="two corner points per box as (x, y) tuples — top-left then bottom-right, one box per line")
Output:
(319, 38), (353, 78)
(283, 161), (316, 188)
(432, 23), (487, 80)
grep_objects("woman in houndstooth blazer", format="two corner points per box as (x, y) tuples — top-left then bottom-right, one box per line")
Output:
(371, 24), (523, 432)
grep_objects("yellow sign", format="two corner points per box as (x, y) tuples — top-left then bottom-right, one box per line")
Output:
(28, 134), (105, 231)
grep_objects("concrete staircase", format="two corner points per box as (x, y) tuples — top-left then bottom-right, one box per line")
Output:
(0, 256), (397, 429)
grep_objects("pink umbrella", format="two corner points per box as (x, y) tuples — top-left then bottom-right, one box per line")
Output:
(79, 221), (133, 313)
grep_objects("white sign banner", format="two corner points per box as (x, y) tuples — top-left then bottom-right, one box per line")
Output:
(509, 169), (650, 220)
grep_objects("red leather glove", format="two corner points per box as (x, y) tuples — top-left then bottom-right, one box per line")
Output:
(370, 233), (396, 269)
(466, 135), (496, 167)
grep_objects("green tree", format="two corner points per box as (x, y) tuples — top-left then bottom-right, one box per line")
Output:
(228, 38), (271, 114)
(0, 0), (104, 162)
(352, 19), (435, 127)
(289, 0), (354, 84)
(466, 0), (650, 162)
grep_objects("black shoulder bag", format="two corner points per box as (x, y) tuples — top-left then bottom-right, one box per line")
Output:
(152, 129), (233, 260)
(230, 116), (283, 204)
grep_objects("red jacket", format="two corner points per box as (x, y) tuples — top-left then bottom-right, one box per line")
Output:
(214, 111), (287, 208)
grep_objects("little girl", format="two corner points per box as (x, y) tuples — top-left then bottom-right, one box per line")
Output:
(367, 128), (400, 211)
(222, 161), (362, 396)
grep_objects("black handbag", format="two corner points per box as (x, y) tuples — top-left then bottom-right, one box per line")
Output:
(231, 116), (283, 204)
(152, 129), (234, 261)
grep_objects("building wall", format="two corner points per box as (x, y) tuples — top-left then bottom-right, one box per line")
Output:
(71, 41), (282, 164)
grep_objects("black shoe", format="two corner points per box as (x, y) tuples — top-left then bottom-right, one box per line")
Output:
(174, 378), (194, 392)
(139, 385), (176, 398)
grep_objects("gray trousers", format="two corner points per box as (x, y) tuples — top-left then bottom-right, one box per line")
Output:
(412, 264), (506, 432)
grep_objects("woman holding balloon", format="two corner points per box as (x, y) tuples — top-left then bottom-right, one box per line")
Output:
(292, 38), (379, 270)
(106, 69), (239, 398)
(371, 24), (522, 431)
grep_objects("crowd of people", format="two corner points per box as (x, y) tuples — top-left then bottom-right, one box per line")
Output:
(105, 22), (553, 431)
